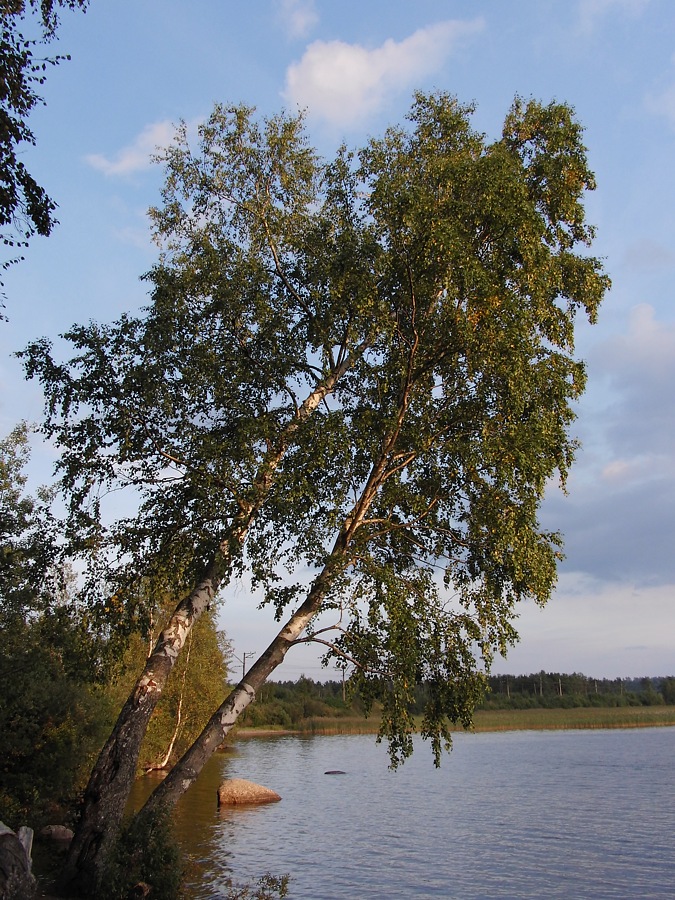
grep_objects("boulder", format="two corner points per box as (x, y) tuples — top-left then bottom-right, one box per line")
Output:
(217, 779), (281, 806)
(39, 825), (74, 844)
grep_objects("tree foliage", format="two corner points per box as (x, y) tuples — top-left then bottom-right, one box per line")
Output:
(0, 0), (88, 310)
(0, 425), (110, 829)
(21, 92), (608, 889)
(26, 90), (609, 750)
(22, 102), (380, 618)
(0, 423), (56, 616)
(112, 605), (231, 773)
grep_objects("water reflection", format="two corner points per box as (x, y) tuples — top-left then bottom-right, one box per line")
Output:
(129, 728), (675, 899)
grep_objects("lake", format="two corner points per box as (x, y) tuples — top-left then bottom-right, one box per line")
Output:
(134, 727), (675, 898)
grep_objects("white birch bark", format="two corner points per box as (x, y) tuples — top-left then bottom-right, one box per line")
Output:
(60, 351), (362, 895)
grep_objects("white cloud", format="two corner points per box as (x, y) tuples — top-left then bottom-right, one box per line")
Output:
(600, 458), (637, 481)
(595, 303), (675, 390)
(85, 121), (177, 177)
(578, 0), (650, 35)
(283, 18), (484, 127)
(277, 0), (318, 39)
(494, 575), (675, 677)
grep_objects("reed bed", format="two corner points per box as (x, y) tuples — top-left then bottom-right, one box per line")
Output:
(253, 705), (675, 738)
(296, 716), (384, 736)
(470, 705), (675, 732)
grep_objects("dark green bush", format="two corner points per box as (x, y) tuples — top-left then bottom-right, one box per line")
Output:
(0, 621), (112, 830)
(98, 810), (182, 900)
(224, 873), (290, 899)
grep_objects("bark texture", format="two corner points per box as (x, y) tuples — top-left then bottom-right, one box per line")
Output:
(59, 362), (353, 896)
(138, 354), (414, 820)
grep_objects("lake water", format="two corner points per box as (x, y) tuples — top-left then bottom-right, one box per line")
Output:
(135, 727), (675, 898)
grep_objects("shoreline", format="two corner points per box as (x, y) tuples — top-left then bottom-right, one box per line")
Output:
(232, 705), (675, 739)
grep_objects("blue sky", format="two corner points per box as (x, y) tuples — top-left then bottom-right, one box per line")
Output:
(1, 0), (674, 679)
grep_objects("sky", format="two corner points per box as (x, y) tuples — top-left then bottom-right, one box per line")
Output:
(1, 0), (674, 680)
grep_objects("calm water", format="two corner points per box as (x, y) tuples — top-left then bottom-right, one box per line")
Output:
(133, 727), (675, 898)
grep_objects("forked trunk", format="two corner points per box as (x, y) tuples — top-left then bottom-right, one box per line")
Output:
(139, 348), (414, 821)
(140, 554), (340, 819)
(58, 361), (356, 896)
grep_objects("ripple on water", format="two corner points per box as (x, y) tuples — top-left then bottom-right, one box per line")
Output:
(143, 727), (675, 899)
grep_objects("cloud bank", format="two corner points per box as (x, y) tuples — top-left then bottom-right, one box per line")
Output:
(284, 18), (484, 127)
(85, 121), (176, 177)
(542, 304), (675, 587)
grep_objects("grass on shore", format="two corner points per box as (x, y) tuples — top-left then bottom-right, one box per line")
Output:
(469, 704), (675, 732)
(237, 704), (675, 738)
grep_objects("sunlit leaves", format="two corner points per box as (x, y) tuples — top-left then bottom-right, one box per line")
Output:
(21, 93), (608, 764)
(0, 0), (89, 310)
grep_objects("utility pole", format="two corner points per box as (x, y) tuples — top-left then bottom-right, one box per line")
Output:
(242, 651), (256, 678)
(232, 651), (257, 680)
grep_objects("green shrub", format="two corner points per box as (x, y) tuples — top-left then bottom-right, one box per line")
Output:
(98, 810), (182, 900)
(224, 873), (290, 899)
(0, 624), (112, 830)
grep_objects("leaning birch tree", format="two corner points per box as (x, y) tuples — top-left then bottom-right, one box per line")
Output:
(23, 104), (383, 894)
(140, 94), (610, 816)
(22, 93), (608, 895)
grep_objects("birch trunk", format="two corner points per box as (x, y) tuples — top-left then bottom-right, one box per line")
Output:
(140, 546), (344, 819)
(146, 631), (192, 773)
(139, 374), (414, 818)
(59, 359), (356, 896)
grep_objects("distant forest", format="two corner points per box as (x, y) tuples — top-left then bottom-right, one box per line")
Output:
(238, 673), (675, 729)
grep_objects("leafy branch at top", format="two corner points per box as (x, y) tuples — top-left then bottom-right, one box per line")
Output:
(0, 0), (88, 313)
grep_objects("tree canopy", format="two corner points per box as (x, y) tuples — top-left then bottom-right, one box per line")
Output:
(21, 92), (609, 893)
(0, 0), (88, 310)
(0, 424), (111, 830)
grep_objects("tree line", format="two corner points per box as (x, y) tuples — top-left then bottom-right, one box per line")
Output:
(475, 673), (675, 708)
(237, 673), (675, 728)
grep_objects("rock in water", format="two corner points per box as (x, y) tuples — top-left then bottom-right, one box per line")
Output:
(39, 825), (74, 844)
(217, 779), (281, 806)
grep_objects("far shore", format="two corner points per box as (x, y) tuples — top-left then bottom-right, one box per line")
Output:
(233, 704), (675, 739)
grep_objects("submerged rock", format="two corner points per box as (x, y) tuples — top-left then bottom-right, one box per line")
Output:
(217, 779), (281, 806)
(39, 825), (73, 844)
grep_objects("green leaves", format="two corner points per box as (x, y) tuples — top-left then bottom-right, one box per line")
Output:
(0, 1), (89, 310)
(21, 93), (608, 764)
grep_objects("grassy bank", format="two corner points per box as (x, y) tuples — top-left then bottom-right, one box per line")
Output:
(236, 704), (675, 738)
(470, 704), (675, 731)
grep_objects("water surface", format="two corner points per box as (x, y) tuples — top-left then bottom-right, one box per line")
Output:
(134, 727), (675, 898)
